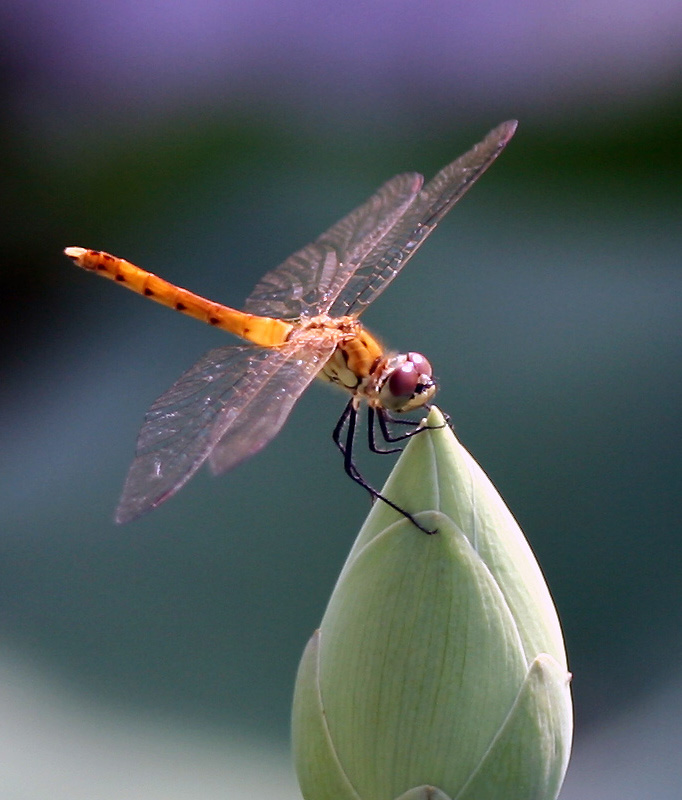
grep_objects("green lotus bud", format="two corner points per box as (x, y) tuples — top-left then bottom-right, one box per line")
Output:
(292, 407), (572, 800)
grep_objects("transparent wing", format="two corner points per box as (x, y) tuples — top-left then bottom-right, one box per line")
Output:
(243, 171), (423, 319)
(206, 337), (335, 475)
(243, 120), (517, 320)
(330, 120), (518, 317)
(115, 338), (335, 523)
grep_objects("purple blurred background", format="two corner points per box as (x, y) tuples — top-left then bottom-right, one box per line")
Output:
(1, 1), (681, 797)
(3, 0), (682, 114)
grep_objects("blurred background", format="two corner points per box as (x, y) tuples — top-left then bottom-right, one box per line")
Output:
(1, 0), (681, 797)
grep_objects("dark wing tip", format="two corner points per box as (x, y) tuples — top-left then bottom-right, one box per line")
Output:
(114, 474), (191, 524)
(114, 497), (145, 525)
(493, 119), (519, 144)
(114, 490), (172, 525)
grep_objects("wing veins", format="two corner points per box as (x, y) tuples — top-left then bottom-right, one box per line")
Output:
(116, 339), (334, 522)
(330, 120), (518, 316)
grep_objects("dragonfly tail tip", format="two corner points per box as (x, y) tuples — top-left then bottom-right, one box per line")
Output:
(64, 246), (87, 261)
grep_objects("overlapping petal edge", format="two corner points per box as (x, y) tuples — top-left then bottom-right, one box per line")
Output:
(292, 408), (572, 800)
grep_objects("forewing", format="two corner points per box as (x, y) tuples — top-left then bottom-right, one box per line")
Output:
(243, 171), (423, 319)
(243, 121), (516, 321)
(115, 340), (334, 523)
(329, 120), (518, 316)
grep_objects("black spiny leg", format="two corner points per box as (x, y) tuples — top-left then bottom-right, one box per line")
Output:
(367, 407), (402, 455)
(332, 399), (361, 480)
(381, 407), (452, 429)
(375, 406), (434, 448)
(367, 405), (442, 456)
(332, 399), (436, 535)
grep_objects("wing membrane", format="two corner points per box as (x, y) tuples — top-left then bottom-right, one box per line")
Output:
(244, 121), (516, 320)
(115, 339), (335, 523)
(330, 120), (518, 316)
(244, 171), (423, 319)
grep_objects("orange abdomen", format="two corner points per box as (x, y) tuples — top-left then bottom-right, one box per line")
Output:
(64, 247), (293, 347)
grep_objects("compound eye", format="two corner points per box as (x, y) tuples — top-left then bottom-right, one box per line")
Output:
(388, 362), (419, 399)
(407, 352), (432, 377)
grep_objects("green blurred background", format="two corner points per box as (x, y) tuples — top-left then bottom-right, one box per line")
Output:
(1, 1), (681, 797)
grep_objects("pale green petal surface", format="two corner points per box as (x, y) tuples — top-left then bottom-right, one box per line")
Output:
(456, 654), (573, 800)
(292, 407), (572, 800)
(292, 633), (361, 800)
(395, 787), (453, 800)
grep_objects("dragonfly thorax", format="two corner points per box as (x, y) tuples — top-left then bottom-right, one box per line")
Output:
(321, 347), (365, 390)
(316, 316), (385, 392)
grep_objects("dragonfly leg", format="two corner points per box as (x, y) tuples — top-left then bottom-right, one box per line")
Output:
(367, 406), (402, 455)
(333, 401), (436, 535)
(380, 405), (451, 434)
(332, 398), (353, 460)
(369, 405), (447, 452)
(333, 398), (366, 482)
(380, 411), (422, 426)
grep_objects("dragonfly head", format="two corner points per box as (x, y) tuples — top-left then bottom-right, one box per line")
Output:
(377, 352), (437, 413)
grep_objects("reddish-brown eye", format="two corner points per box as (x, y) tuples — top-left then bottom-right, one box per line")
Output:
(407, 352), (432, 377)
(388, 362), (419, 398)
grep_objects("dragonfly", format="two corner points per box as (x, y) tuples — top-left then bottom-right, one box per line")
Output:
(65, 120), (517, 531)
